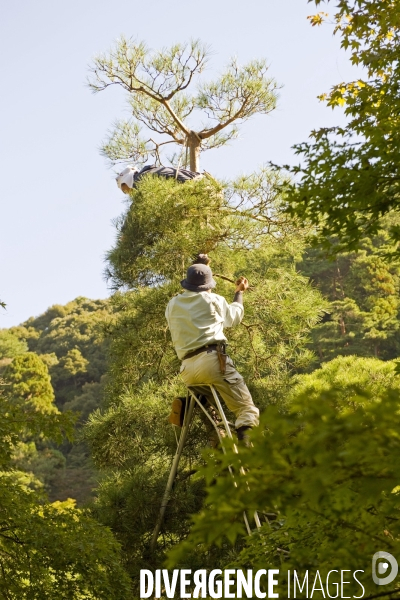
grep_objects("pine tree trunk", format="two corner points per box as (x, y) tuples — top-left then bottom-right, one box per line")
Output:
(188, 131), (201, 172)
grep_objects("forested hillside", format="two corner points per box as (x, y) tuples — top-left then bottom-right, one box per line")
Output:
(0, 305), (130, 597)
(0, 297), (114, 503)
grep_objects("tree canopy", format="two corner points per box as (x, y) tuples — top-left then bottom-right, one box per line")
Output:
(84, 10), (400, 590)
(82, 169), (325, 588)
(283, 0), (400, 254)
(0, 330), (28, 360)
(298, 215), (400, 361)
(6, 298), (114, 504)
(88, 39), (278, 171)
(3, 5), (400, 594)
(168, 356), (400, 598)
(0, 368), (131, 598)
(4, 352), (57, 415)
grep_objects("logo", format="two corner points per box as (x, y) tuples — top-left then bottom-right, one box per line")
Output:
(372, 552), (398, 585)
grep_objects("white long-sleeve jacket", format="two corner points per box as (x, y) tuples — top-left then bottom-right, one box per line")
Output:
(165, 290), (244, 360)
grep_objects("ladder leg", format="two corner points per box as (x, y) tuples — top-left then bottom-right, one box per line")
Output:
(150, 395), (196, 552)
(188, 388), (238, 482)
(197, 386), (263, 536)
(151, 384), (260, 550)
(243, 511), (252, 536)
(208, 386), (262, 535)
(209, 385), (234, 440)
(187, 388), (228, 449)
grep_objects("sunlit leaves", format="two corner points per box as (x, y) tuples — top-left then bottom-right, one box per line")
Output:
(307, 11), (329, 26)
(168, 356), (400, 597)
(281, 0), (400, 254)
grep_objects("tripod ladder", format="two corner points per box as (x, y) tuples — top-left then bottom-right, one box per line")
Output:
(150, 385), (261, 552)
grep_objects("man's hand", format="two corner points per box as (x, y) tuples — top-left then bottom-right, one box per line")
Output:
(235, 277), (249, 292)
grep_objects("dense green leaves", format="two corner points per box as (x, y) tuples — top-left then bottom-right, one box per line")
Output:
(0, 487), (131, 600)
(0, 380), (73, 469)
(0, 374), (131, 598)
(4, 353), (57, 414)
(6, 298), (114, 503)
(0, 330), (28, 359)
(107, 168), (304, 290)
(83, 170), (326, 587)
(168, 356), (400, 597)
(104, 172), (325, 402)
(106, 176), (226, 289)
(4, 8), (399, 594)
(299, 219), (400, 361)
(283, 0), (400, 253)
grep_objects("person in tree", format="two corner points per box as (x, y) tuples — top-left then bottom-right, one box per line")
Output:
(165, 261), (259, 445)
(116, 164), (202, 193)
(116, 166), (139, 193)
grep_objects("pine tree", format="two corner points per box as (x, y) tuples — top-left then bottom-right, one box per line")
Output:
(88, 39), (279, 171)
(84, 169), (326, 582)
(299, 218), (400, 362)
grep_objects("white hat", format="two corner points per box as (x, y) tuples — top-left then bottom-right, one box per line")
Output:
(116, 166), (138, 191)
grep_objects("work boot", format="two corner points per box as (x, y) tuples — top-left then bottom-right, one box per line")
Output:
(168, 397), (186, 427)
(236, 425), (252, 448)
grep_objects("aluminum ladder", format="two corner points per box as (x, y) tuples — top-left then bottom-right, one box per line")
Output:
(150, 384), (261, 552)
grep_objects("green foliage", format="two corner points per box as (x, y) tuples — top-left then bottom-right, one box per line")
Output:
(289, 354), (400, 402)
(0, 488), (131, 599)
(84, 171), (326, 584)
(0, 329), (28, 359)
(82, 19), (400, 584)
(104, 173), (325, 406)
(52, 348), (89, 389)
(85, 379), (223, 583)
(107, 168), (302, 290)
(282, 0), (400, 253)
(11, 444), (67, 491)
(1, 353), (77, 501)
(64, 378), (106, 424)
(4, 352), (57, 414)
(107, 176), (226, 288)
(0, 376), (130, 598)
(168, 356), (400, 597)
(88, 38), (278, 169)
(12, 297), (113, 405)
(0, 382), (74, 470)
(299, 219), (400, 361)
(6, 298), (115, 503)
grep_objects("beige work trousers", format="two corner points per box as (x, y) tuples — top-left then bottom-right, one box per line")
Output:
(180, 350), (259, 429)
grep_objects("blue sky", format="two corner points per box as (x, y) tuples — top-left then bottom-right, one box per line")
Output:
(0, 0), (358, 327)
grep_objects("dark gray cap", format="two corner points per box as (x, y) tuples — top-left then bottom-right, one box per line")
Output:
(181, 264), (216, 292)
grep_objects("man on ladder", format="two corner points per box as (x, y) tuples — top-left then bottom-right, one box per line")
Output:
(165, 261), (259, 445)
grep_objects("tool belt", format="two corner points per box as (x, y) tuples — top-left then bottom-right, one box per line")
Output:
(183, 342), (227, 374)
